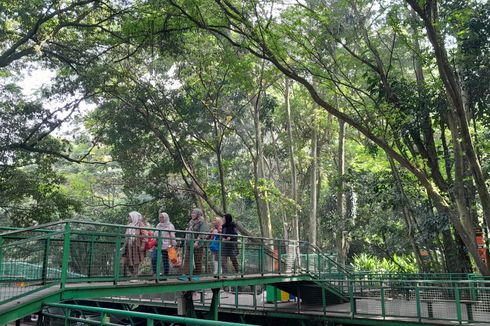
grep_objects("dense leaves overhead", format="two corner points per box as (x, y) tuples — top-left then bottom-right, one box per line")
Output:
(1, 0), (490, 274)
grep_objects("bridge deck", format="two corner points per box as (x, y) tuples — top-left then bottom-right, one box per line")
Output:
(97, 291), (490, 326)
(2, 221), (490, 325)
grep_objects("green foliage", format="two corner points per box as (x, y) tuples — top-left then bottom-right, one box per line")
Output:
(352, 253), (418, 273)
(0, 156), (81, 226)
(1, 0), (489, 275)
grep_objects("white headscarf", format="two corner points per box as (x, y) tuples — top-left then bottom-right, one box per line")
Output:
(156, 212), (176, 248)
(157, 212), (173, 230)
(126, 211), (142, 235)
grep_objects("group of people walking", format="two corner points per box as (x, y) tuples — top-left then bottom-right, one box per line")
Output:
(120, 208), (240, 279)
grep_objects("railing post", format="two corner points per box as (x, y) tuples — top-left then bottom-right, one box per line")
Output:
(60, 223), (71, 289)
(42, 237), (51, 284)
(64, 307), (69, 326)
(87, 235), (95, 278)
(306, 248), (310, 274)
(204, 241), (209, 275)
(381, 286), (386, 319)
(218, 234), (222, 277)
(274, 286), (278, 311)
(155, 230), (162, 281)
(209, 288), (220, 320)
(349, 280), (355, 318)
(297, 284), (301, 313)
(415, 283), (421, 322)
(455, 283), (462, 324)
(0, 236), (3, 278)
(235, 285), (239, 309)
(100, 312), (107, 326)
(278, 240), (282, 275)
(328, 253), (332, 274)
(322, 283), (327, 316)
(189, 233), (195, 277)
(240, 236), (245, 276)
(317, 250), (321, 277)
(114, 231), (122, 283)
(260, 239), (265, 276)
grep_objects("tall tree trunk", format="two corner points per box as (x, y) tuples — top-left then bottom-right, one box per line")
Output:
(407, 0), (490, 233)
(253, 65), (272, 238)
(388, 156), (425, 271)
(285, 78), (299, 242)
(336, 118), (347, 264)
(214, 121), (227, 213)
(309, 107), (318, 246)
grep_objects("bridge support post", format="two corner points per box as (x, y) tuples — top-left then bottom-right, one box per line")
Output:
(177, 291), (196, 319)
(209, 288), (220, 320)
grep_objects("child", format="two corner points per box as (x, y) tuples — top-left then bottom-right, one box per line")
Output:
(209, 217), (223, 275)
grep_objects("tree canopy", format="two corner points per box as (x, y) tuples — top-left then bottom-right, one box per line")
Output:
(1, 0), (489, 274)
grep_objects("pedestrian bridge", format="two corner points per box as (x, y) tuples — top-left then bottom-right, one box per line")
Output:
(1, 220), (489, 325)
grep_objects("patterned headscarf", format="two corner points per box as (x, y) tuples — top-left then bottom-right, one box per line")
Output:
(188, 208), (203, 229)
(126, 211), (142, 235)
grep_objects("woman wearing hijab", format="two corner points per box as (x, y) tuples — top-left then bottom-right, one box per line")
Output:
(221, 213), (239, 274)
(122, 211), (145, 278)
(182, 208), (209, 278)
(151, 210), (176, 276)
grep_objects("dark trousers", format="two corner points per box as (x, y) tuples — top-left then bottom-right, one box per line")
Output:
(151, 249), (169, 275)
(222, 255), (239, 273)
(183, 247), (203, 275)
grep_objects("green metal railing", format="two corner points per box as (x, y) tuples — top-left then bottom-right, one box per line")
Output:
(2, 220), (490, 325)
(103, 277), (490, 324)
(43, 302), (259, 325)
(1, 220), (343, 305)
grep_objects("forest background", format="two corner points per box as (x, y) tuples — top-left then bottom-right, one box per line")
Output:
(1, 0), (489, 275)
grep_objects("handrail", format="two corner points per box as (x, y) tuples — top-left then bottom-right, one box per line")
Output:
(0, 220), (69, 236)
(68, 219), (307, 244)
(0, 230), (64, 249)
(2, 219), (490, 325)
(305, 243), (351, 276)
(1, 219), (306, 245)
(45, 302), (260, 326)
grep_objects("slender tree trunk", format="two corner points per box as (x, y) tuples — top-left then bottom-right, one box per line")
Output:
(214, 121), (227, 213)
(335, 118), (347, 264)
(388, 156), (425, 271)
(285, 78), (299, 242)
(309, 107), (318, 246)
(253, 67), (272, 238)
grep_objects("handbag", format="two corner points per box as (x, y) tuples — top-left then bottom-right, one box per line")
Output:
(146, 237), (157, 250)
(209, 234), (219, 252)
(168, 246), (181, 267)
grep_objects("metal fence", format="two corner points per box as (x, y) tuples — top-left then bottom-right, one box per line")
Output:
(2, 220), (490, 325)
(1, 220), (344, 305)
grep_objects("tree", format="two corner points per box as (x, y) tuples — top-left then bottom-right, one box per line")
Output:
(165, 0), (490, 274)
